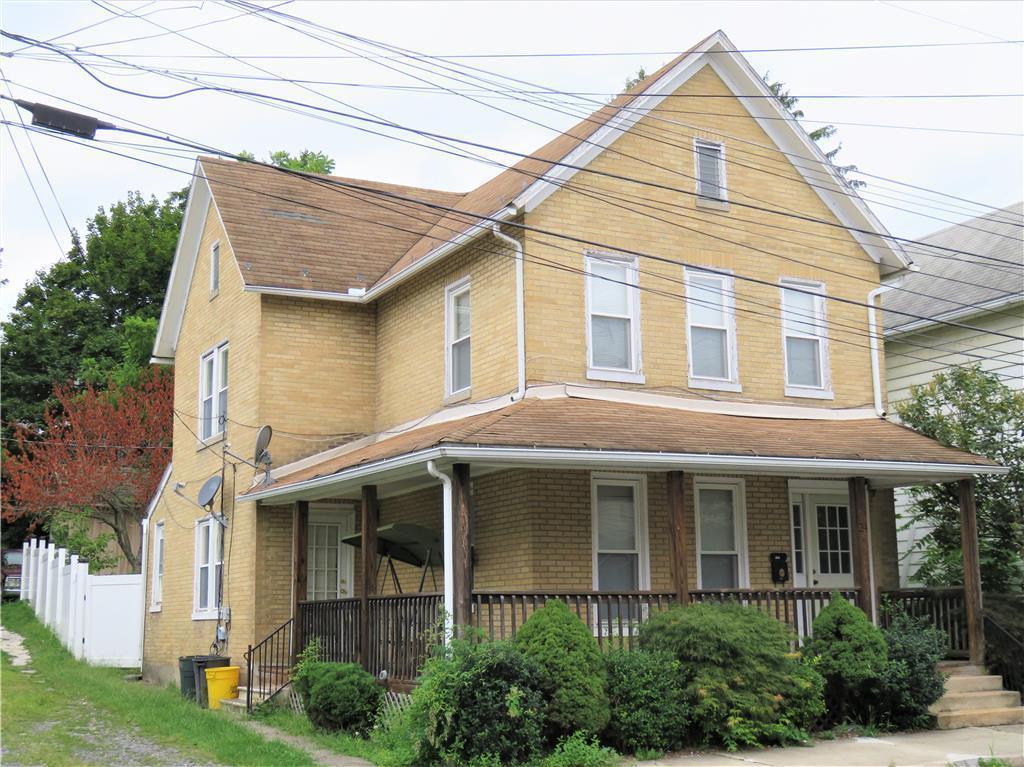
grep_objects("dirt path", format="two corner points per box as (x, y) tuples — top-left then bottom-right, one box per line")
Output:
(242, 720), (375, 767)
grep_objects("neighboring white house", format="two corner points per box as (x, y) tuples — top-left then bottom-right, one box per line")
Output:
(884, 201), (1024, 586)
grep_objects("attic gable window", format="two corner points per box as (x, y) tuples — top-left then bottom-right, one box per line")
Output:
(445, 278), (471, 397)
(210, 242), (220, 296)
(694, 139), (727, 202)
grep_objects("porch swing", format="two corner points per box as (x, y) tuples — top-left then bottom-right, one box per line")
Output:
(341, 523), (443, 594)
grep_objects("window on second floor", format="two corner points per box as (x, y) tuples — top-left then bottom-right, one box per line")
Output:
(150, 521), (164, 611)
(199, 342), (229, 440)
(445, 278), (471, 397)
(780, 279), (832, 398)
(586, 254), (642, 382)
(685, 268), (740, 391)
(210, 242), (220, 295)
(694, 139), (727, 202)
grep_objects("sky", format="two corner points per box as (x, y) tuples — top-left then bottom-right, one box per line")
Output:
(1, 0), (1022, 320)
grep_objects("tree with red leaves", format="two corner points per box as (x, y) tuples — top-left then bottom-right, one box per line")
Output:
(3, 370), (172, 572)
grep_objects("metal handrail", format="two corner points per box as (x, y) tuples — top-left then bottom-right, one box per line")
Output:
(984, 614), (1023, 695)
(244, 617), (294, 712)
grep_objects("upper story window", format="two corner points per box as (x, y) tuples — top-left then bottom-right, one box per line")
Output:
(780, 279), (832, 399)
(694, 139), (727, 202)
(445, 278), (471, 397)
(685, 268), (740, 392)
(210, 242), (220, 296)
(586, 254), (643, 383)
(199, 342), (229, 440)
(193, 516), (222, 619)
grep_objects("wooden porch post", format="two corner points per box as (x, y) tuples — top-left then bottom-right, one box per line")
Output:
(848, 477), (873, 617)
(293, 501), (309, 659)
(958, 478), (985, 664)
(667, 471), (690, 605)
(451, 463), (473, 632)
(360, 485), (378, 671)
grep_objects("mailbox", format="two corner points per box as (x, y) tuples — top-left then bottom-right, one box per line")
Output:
(769, 552), (789, 585)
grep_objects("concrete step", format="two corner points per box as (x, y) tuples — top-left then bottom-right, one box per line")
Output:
(218, 697), (248, 718)
(944, 674), (1006, 693)
(935, 705), (1024, 729)
(930, 689), (1022, 713)
(938, 661), (986, 676)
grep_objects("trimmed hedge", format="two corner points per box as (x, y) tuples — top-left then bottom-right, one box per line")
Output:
(302, 662), (383, 735)
(603, 649), (689, 754)
(877, 612), (947, 729)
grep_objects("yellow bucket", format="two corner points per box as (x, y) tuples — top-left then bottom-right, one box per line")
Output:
(204, 665), (239, 710)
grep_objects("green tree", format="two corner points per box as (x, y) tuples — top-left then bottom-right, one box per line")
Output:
(763, 73), (865, 188)
(1, 190), (185, 426)
(623, 67), (647, 91)
(238, 148), (336, 174)
(896, 366), (1024, 591)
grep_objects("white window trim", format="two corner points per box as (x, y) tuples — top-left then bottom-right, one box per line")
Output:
(444, 276), (472, 399)
(149, 521), (164, 612)
(585, 252), (645, 383)
(693, 477), (749, 589)
(210, 240), (220, 297)
(590, 472), (651, 592)
(780, 278), (834, 400)
(684, 267), (741, 392)
(192, 516), (222, 621)
(307, 503), (356, 601)
(693, 138), (729, 208)
(197, 340), (229, 443)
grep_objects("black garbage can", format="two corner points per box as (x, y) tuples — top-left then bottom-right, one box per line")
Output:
(193, 655), (231, 708)
(178, 656), (199, 699)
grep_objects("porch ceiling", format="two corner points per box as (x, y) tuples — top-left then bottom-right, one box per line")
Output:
(241, 397), (1003, 504)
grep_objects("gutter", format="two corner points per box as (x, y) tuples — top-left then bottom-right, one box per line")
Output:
(867, 284), (894, 417)
(425, 460), (454, 641)
(491, 208), (526, 401)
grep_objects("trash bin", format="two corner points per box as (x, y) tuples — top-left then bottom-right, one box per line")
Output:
(204, 666), (240, 710)
(193, 655), (231, 708)
(178, 656), (199, 699)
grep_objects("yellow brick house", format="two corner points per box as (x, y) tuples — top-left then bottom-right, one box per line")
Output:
(143, 31), (1004, 697)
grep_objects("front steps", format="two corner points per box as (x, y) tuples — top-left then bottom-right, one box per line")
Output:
(931, 661), (1024, 729)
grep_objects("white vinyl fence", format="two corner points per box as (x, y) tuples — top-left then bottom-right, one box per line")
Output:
(19, 538), (143, 667)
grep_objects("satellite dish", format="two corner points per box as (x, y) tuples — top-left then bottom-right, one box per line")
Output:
(254, 425), (273, 465)
(197, 475), (223, 509)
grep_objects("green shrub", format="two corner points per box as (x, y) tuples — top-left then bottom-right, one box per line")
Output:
(804, 595), (887, 724)
(639, 603), (824, 750)
(603, 649), (689, 754)
(542, 732), (619, 767)
(876, 611), (947, 729)
(304, 662), (383, 735)
(410, 640), (545, 765)
(291, 637), (324, 707)
(514, 599), (610, 738)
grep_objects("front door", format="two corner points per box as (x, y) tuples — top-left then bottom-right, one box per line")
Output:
(806, 495), (855, 590)
(307, 504), (355, 601)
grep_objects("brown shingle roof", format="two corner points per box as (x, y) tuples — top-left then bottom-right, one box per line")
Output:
(248, 397), (998, 496)
(201, 35), (712, 295)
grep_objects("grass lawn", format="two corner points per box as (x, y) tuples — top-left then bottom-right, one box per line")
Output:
(1, 601), (314, 766)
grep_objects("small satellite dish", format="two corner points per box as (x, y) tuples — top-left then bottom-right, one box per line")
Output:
(197, 475), (223, 509)
(254, 425), (273, 465)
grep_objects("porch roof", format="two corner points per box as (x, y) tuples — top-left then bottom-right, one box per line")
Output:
(242, 396), (1003, 503)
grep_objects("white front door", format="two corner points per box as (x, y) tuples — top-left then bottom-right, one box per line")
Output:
(802, 495), (855, 590)
(307, 505), (355, 601)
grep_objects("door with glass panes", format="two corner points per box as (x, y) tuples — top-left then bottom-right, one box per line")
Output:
(306, 505), (355, 601)
(791, 493), (854, 590)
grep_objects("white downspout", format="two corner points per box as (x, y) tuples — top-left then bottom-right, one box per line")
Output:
(139, 518), (150, 668)
(492, 214), (526, 401)
(867, 285), (894, 417)
(426, 460), (454, 641)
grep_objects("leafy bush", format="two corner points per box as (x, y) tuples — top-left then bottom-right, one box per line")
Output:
(542, 732), (619, 767)
(804, 595), (887, 724)
(409, 640), (545, 765)
(639, 603), (824, 750)
(304, 662), (384, 735)
(291, 637), (324, 707)
(603, 649), (689, 754)
(514, 599), (610, 737)
(877, 611), (947, 729)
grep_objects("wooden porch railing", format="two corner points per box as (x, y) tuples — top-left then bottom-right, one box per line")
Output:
(881, 588), (969, 657)
(297, 596), (362, 664)
(365, 593), (442, 682)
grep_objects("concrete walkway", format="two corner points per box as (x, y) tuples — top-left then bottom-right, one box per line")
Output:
(638, 725), (1024, 767)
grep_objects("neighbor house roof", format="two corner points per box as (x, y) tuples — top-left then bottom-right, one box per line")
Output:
(242, 394), (1001, 502)
(883, 201), (1024, 334)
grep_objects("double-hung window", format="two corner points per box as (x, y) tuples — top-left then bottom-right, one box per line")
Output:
(694, 139), (727, 203)
(150, 522), (164, 611)
(685, 269), (739, 391)
(194, 517), (222, 619)
(199, 342), (229, 440)
(210, 242), (220, 295)
(780, 279), (831, 398)
(695, 479), (748, 589)
(586, 254), (642, 382)
(592, 475), (649, 627)
(445, 278), (471, 397)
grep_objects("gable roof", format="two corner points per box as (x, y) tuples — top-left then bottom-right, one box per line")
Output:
(882, 201), (1024, 334)
(154, 30), (910, 360)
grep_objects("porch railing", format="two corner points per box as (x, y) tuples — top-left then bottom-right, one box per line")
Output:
(881, 588), (968, 657)
(297, 596), (361, 664)
(366, 593), (442, 682)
